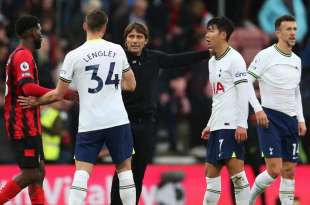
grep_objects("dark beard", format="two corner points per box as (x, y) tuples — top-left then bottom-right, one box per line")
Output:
(34, 39), (42, 49)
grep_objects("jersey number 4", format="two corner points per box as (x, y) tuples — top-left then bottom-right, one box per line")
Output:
(85, 62), (119, 94)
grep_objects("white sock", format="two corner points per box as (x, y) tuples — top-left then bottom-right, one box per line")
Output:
(203, 176), (221, 205)
(118, 170), (136, 205)
(69, 170), (89, 205)
(231, 171), (250, 205)
(249, 170), (275, 205)
(279, 177), (295, 205)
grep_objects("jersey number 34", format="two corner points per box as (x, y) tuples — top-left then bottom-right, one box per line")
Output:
(85, 62), (119, 94)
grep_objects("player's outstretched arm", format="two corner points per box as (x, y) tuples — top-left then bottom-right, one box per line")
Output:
(121, 68), (136, 91)
(158, 50), (210, 69)
(18, 79), (70, 107)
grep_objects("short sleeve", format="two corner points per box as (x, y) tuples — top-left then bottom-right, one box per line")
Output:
(119, 46), (130, 73)
(232, 55), (248, 85)
(59, 52), (74, 83)
(247, 52), (269, 79)
(13, 50), (35, 87)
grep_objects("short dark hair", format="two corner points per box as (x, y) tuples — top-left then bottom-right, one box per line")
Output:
(85, 9), (108, 32)
(275, 15), (296, 30)
(123, 22), (149, 41)
(15, 15), (40, 37)
(207, 17), (234, 41)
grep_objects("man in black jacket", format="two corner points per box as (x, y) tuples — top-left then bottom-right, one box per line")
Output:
(111, 22), (210, 205)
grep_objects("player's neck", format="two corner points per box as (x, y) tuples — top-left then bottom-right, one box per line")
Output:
(276, 41), (292, 55)
(214, 43), (229, 59)
(87, 32), (104, 41)
(20, 40), (34, 52)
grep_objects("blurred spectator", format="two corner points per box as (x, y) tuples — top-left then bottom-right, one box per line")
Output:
(0, 21), (8, 44)
(0, 85), (14, 163)
(258, 0), (308, 43)
(159, 76), (191, 152)
(186, 34), (210, 151)
(0, 41), (8, 81)
(36, 36), (55, 88)
(41, 101), (74, 163)
(230, 21), (270, 65)
(166, 0), (211, 52)
(145, 0), (170, 49)
(301, 37), (310, 68)
(110, 0), (149, 44)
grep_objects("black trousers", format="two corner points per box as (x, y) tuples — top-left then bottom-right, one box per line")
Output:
(110, 115), (157, 205)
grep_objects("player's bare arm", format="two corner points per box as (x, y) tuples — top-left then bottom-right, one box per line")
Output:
(18, 79), (70, 107)
(121, 68), (136, 91)
(298, 122), (307, 136)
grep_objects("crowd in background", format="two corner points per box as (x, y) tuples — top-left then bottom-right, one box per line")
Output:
(1, 0), (310, 171)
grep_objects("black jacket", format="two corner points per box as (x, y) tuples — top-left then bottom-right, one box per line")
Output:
(122, 48), (209, 118)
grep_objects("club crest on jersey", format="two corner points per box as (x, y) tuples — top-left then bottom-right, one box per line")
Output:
(59, 69), (67, 75)
(20, 62), (30, 71)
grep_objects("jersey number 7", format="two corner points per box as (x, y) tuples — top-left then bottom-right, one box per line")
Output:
(85, 62), (119, 94)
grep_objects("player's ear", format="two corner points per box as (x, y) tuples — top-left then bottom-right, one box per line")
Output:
(102, 25), (107, 35)
(275, 29), (280, 38)
(83, 22), (87, 32)
(23, 28), (33, 38)
(220, 31), (227, 41)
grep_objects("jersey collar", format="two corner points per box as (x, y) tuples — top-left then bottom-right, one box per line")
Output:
(215, 46), (231, 61)
(273, 44), (292, 57)
(86, 38), (104, 43)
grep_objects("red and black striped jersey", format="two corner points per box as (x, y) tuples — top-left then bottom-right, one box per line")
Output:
(4, 45), (41, 139)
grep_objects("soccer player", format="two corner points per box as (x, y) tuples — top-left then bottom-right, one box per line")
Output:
(0, 15), (47, 205)
(248, 15), (307, 205)
(19, 10), (137, 205)
(201, 17), (250, 205)
(0, 15), (76, 204)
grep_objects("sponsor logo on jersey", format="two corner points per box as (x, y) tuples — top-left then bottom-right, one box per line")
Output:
(22, 73), (31, 77)
(235, 72), (247, 78)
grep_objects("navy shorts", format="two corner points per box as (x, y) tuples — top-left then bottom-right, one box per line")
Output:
(11, 136), (44, 169)
(257, 108), (299, 162)
(75, 124), (133, 164)
(205, 129), (245, 165)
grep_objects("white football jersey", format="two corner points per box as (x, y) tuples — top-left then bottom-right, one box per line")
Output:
(248, 44), (302, 118)
(207, 47), (248, 131)
(59, 39), (130, 132)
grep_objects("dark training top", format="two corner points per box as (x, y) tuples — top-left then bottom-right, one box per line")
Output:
(122, 48), (209, 118)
